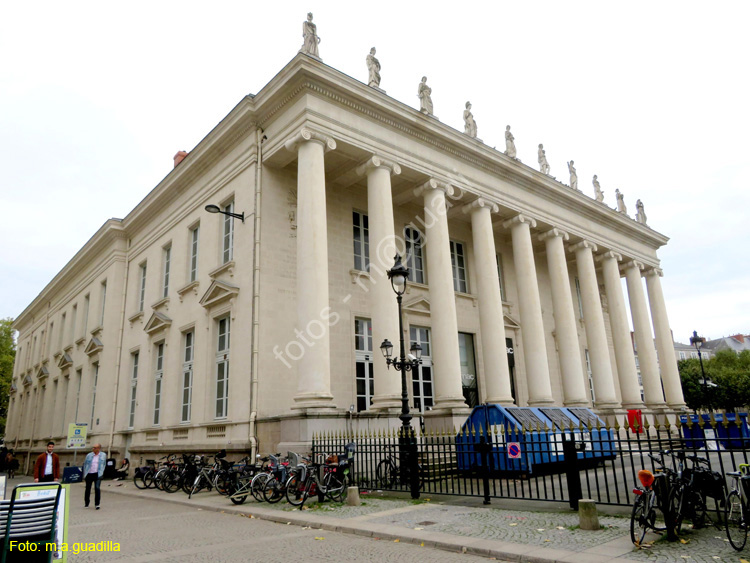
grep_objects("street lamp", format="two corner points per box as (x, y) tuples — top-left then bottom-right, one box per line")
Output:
(204, 204), (245, 223)
(380, 255), (422, 430)
(689, 330), (714, 412)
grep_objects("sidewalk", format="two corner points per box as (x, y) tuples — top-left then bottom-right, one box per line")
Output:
(96, 480), (744, 563)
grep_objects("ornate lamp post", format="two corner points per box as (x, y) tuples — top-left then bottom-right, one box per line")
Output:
(379, 255), (422, 429)
(690, 330), (715, 412)
(379, 255), (422, 499)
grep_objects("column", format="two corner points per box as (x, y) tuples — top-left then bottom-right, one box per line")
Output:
(357, 156), (402, 411)
(645, 268), (686, 408)
(414, 180), (467, 412)
(570, 241), (619, 408)
(539, 229), (588, 406)
(597, 251), (643, 408)
(502, 214), (554, 405)
(623, 260), (666, 409)
(463, 199), (514, 405)
(284, 127), (337, 410)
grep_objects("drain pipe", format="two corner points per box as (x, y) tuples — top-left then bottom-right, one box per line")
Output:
(24, 305), (50, 475)
(248, 126), (264, 458)
(107, 240), (130, 458)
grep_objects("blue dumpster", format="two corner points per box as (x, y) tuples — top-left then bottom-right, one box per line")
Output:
(680, 413), (750, 449)
(456, 405), (616, 475)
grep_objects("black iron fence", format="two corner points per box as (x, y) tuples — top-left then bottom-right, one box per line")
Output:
(311, 415), (750, 508)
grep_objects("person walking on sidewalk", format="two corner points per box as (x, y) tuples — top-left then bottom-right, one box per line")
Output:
(33, 441), (60, 483)
(83, 443), (107, 509)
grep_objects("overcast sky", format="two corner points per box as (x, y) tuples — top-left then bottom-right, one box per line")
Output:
(1, 1), (748, 344)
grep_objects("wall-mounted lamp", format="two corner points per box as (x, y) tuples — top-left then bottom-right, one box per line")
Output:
(205, 204), (245, 223)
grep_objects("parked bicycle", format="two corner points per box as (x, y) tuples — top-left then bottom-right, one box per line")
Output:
(630, 451), (679, 546)
(285, 453), (349, 509)
(375, 444), (423, 490)
(669, 451), (725, 534)
(725, 463), (750, 551)
(189, 451), (228, 498)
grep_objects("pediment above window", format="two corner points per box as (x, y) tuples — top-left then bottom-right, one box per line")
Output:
(22, 374), (32, 387)
(9, 382), (17, 394)
(144, 312), (173, 335)
(36, 365), (50, 380)
(199, 280), (239, 310)
(403, 296), (430, 315)
(504, 314), (521, 330)
(57, 353), (73, 369)
(84, 337), (104, 356)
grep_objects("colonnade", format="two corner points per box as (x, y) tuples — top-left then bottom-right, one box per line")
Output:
(283, 125), (685, 415)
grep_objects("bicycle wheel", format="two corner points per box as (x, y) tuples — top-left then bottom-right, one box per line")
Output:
(630, 494), (654, 546)
(229, 475), (252, 505)
(667, 486), (684, 538)
(263, 476), (285, 504)
(214, 472), (232, 496)
(143, 469), (156, 489)
(375, 460), (397, 489)
(250, 473), (270, 502)
(133, 471), (148, 490)
(324, 471), (346, 502)
(285, 474), (308, 506)
(686, 490), (707, 529)
(163, 469), (182, 493)
(726, 490), (747, 551)
(189, 474), (205, 499)
(153, 468), (168, 491)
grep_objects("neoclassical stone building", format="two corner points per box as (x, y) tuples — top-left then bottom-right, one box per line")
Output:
(7, 51), (685, 465)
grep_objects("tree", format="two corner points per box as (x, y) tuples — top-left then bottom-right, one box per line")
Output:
(679, 349), (750, 413)
(0, 318), (16, 436)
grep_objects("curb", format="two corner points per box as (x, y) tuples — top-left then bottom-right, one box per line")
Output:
(102, 483), (641, 563)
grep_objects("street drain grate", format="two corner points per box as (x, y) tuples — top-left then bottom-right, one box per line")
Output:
(416, 521), (437, 526)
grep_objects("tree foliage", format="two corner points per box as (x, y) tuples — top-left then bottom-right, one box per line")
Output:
(679, 349), (750, 412)
(0, 318), (16, 436)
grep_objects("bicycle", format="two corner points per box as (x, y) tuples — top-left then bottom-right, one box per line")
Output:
(375, 444), (423, 490)
(630, 451), (679, 546)
(725, 463), (750, 551)
(189, 451), (228, 498)
(285, 453), (349, 509)
(228, 454), (276, 505)
(669, 451), (725, 534)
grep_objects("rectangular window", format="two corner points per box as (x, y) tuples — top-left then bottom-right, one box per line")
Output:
(458, 333), (478, 408)
(70, 305), (77, 346)
(354, 318), (374, 412)
(450, 240), (468, 293)
(409, 326), (433, 412)
(182, 331), (194, 422)
(352, 211), (370, 272)
(215, 317), (230, 418)
(222, 201), (234, 264)
(154, 343), (164, 426)
(691, 351), (699, 359)
(679, 351), (687, 360)
(138, 263), (147, 312)
(129, 352), (139, 429)
(47, 323), (54, 356)
(90, 363), (99, 427)
(585, 349), (595, 402)
(496, 254), (506, 301)
(74, 368), (83, 421)
(189, 226), (200, 283)
(575, 278), (584, 319)
(99, 280), (107, 326)
(162, 245), (171, 298)
(58, 313), (66, 350)
(82, 294), (90, 337)
(404, 227), (425, 284)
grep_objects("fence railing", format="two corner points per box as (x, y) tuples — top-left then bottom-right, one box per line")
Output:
(312, 415), (750, 508)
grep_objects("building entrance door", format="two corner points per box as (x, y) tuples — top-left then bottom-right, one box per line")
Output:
(409, 326), (433, 413)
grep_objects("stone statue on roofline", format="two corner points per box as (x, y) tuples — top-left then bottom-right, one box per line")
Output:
(463, 102), (477, 138)
(366, 47), (381, 88)
(505, 125), (517, 158)
(592, 175), (604, 202)
(300, 12), (321, 58)
(567, 160), (578, 190)
(615, 189), (628, 214)
(418, 76), (433, 115)
(538, 144), (550, 175)
(635, 199), (648, 225)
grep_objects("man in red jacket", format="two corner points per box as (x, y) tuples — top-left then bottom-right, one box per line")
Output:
(33, 441), (60, 482)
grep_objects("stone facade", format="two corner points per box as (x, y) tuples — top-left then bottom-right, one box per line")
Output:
(7, 54), (685, 466)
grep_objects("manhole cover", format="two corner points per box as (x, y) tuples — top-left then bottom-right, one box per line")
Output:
(416, 521), (437, 526)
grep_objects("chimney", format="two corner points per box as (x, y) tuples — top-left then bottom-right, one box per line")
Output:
(732, 334), (745, 343)
(173, 151), (188, 168)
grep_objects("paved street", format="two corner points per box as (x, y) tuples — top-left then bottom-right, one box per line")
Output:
(65, 487), (500, 562)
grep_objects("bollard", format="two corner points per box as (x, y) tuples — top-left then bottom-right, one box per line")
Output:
(578, 499), (600, 530)
(346, 486), (361, 506)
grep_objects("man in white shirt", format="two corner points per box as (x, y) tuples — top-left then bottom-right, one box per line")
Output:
(33, 441), (60, 482)
(83, 443), (107, 509)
